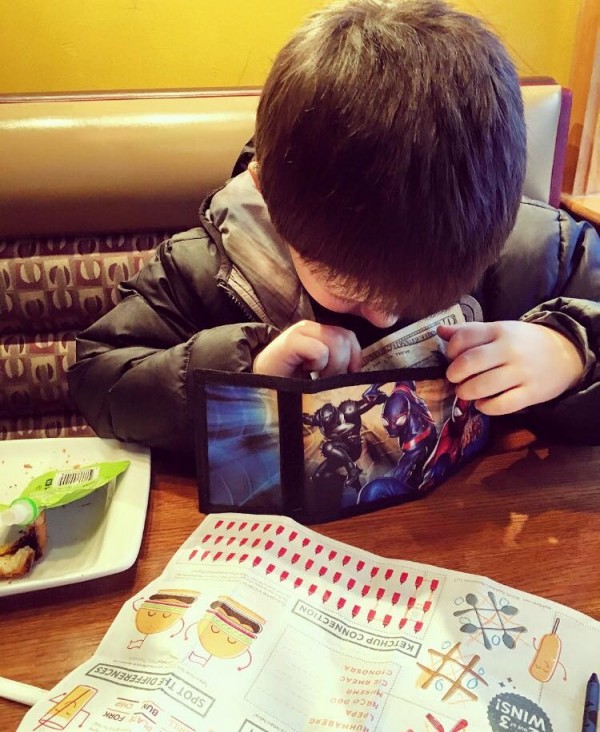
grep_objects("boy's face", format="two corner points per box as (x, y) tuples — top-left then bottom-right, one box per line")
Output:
(289, 247), (399, 329)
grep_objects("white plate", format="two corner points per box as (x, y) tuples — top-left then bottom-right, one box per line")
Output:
(0, 437), (151, 597)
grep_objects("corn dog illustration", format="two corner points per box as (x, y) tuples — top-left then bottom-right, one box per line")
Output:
(529, 618), (565, 682)
(186, 596), (266, 670)
(127, 588), (200, 649)
(35, 685), (96, 730)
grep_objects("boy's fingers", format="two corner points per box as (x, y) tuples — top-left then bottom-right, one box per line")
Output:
(436, 324), (460, 341)
(319, 333), (360, 377)
(475, 387), (531, 416)
(454, 364), (517, 401)
(300, 323), (361, 377)
(446, 341), (506, 384)
(346, 331), (362, 373)
(289, 335), (330, 374)
(439, 322), (498, 361)
(348, 341), (363, 373)
(254, 321), (360, 378)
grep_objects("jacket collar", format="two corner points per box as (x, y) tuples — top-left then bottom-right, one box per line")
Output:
(205, 171), (314, 331)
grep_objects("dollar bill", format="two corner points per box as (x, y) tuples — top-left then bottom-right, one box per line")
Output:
(360, 299), (480, 372)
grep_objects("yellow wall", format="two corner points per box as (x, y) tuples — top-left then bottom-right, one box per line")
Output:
(0, 0), (581, 94)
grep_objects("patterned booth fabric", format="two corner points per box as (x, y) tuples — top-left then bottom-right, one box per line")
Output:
(0, 233), (165, 439)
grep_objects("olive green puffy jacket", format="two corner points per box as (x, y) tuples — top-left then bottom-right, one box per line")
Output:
(68, 172), (600, 451)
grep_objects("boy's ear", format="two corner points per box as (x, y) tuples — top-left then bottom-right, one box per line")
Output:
(248, 160), (261, 191)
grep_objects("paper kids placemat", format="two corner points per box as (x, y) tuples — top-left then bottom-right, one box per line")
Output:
(18, 513), (599, 731)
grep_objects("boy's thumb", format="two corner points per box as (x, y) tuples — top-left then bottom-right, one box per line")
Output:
(436, 324), (460, 341)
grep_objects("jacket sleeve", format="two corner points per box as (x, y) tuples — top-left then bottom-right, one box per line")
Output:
(493, 204), (600, 444)
(67, 229), (276, 453)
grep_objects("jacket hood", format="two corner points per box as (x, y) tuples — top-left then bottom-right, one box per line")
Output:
(207, 171), (314, 331)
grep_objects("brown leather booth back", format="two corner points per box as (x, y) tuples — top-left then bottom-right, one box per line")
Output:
(0, 91), (259, 238)
(0, 84), (570, 240)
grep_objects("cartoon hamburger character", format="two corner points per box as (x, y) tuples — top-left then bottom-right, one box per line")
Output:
(127, 588), (200, 649)
(186, 596), (266, 670)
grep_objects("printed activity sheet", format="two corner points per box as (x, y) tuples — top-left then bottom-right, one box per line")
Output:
(19, 513), (598, 731)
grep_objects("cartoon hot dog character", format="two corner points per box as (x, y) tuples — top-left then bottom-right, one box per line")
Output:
(127, 588), (200, 649)
(187, 596), (266, 670)
(529, 618), (566, 682)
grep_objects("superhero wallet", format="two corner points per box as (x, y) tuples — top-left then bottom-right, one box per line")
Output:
(191, 366), (490, 523)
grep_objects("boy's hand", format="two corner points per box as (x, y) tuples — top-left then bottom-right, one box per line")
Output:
(253, 320), (362, 378)
(438, 321), (585, 415)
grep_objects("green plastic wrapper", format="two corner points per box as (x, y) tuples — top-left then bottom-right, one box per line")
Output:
(0, 460), (130, 526)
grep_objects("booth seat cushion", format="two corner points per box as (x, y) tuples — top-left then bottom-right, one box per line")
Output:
(0, 232), (164, 439)
(521, 81), (571, 209)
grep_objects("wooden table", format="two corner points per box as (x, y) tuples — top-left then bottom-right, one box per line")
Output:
(2, 425), (600, 730)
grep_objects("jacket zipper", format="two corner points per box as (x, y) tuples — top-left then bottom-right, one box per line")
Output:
(221, 283), (257, 323)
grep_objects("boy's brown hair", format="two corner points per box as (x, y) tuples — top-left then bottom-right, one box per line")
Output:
(255, 0), (526, 319)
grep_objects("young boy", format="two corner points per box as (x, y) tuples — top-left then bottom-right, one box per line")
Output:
(68, 0), (600, 453)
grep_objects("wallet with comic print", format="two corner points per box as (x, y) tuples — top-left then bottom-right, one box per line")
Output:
(191, 365), (490, 524)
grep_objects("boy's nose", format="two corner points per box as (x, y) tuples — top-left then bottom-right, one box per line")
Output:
(359, 305), (398, 329)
